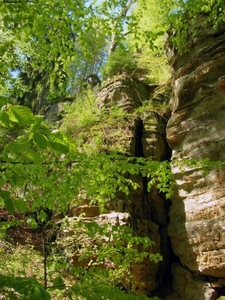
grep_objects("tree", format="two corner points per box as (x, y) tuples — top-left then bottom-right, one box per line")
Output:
(0, 0), (139, 113)
(156, 0), (225, 51)
(0, 100), (172, 299)
(2, 0), (224, 298)
(126, 0), (170, 84)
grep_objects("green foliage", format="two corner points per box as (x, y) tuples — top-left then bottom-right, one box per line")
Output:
(0, 0), (142, 111)
(0, 101), (169, 299)
(61, 90), (101, 135)
(0, 104), (34, 128)
(128, 0), (225, 62)
(0, 225), (160, 299)
(0, 275), (51, 300)
(71, 280), (155, 300)
(0, 1), (183, 298)
(157, 0), (225, 51)
(1, 1), (225, 298)
(101, 47), (144, 80)
(58, 219), (161, 298)
(128, 0), (170, 84)
(0, 243), (49, 299)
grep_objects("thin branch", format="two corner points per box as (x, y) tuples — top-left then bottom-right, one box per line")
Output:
(108, 0), (135, 55)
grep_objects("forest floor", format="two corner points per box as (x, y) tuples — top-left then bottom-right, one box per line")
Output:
(0, 208), (43, 252)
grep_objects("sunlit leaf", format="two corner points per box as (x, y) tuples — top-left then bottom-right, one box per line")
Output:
(26, 151), (43, 164)
(0, 110), (10, 127)
(27, 218), (38, 229)
(7, 105), (34, 126)
(29, 286), (42, 300)
(14, 199), (28, 213)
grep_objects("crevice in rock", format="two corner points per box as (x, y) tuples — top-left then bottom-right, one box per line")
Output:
(143, 131), (175, 297)
(133, 117), (144, 157)
(151, 196), (176, 298)
(133, 110), (179, 297)
(213, 288), (225, 299)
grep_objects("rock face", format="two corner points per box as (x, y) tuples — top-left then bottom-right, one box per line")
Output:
(98, 76), (172, 295)
(167, 18), (225, 299)
(58, 75), (172, 296)
(98, 75), (148, 112)
(58, 18), (225, 299)
(44, 102), (65, 122)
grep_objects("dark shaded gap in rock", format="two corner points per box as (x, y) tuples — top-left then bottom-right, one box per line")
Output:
(165, 138), (172, 162)
(134, 117), (144, 157)
(213, 287), (225, 298)
(133, 112), (181, 298)
(149, 144), (178, 298)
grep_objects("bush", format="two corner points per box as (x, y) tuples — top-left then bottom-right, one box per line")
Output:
(60, 89), (101, 135)
(101, 47), (146, 80)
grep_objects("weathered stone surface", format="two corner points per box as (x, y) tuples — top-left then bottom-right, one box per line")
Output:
(98, 75), (147, 113)
(168, 263), (218, 300)
(169, 166), (225, 277)
(58, 74), (173, 296)
(69, 205), (100, 217)
(142, 111), (170, 161)
(44, 102), (65, 122)
(147, 83), (172, 115)
(167, 19), (225, 160)
(167, 18), (225, 298)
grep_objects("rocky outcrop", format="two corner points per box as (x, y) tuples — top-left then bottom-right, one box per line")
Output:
(58, 76), (172, 296)
(98, 77), (172, 295)
(58, 16), (225, 297)
(44, 102), (66, 122)
(98, 75), (148, 113)
(57, 17), (225, 297)
(168, 263), (217, 300)
(166, 18), (225, 299)
(142, 111), (171, 161)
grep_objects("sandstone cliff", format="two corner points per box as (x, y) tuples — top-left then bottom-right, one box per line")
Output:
(58, 75), (172, 297)
(58, 18), (225, 300)
(166, 18), (225, 300)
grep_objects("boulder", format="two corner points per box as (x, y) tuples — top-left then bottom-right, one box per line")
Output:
(98, 75), (147, 113)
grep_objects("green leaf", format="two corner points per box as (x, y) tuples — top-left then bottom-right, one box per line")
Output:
(26, 151), (43, 164)
(0, 98), (8, 108)
(33, 132), (48, 149)
(11, 172), (24, 186)
(3, 15), (11, 27)
(7, 105), (34, 126)
(49, 140), (69, 153)
(0, 189), (11, 200)
(29, 286), (42, 300)
(0, 190), (15, 214)
(0, 110), (10, 127)
(49, 131), (70, 153)
(14, 199), (28, 213)
(4, 197), (15, 214)
(52, 275), (65, 289)
(27, 218), (38, 229)
(0, 274), (7, 288)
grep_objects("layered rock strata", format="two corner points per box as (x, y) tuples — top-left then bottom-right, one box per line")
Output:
(59, 76), (172, 296)
(98, 75), (148, 112)
(166, 18), (225, 300)
(57, 17), (225, 299)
